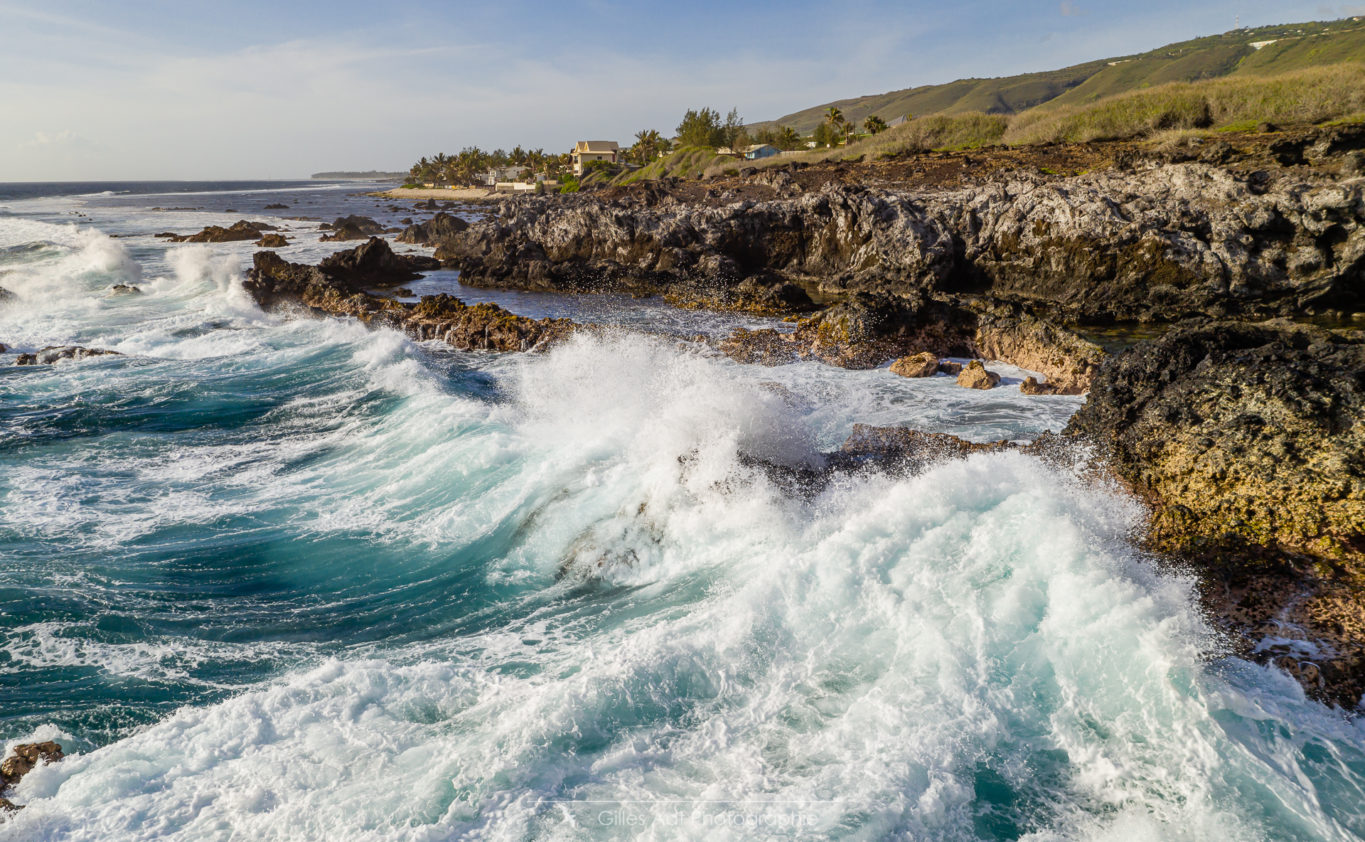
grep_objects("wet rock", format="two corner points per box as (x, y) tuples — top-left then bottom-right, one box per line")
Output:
(254, 233), (288, 248)
(1065, 319), (1365, 705)
(396, 212), (469, 245)
(436, 162), (1365, 324)
(666, 277), (815, 316)
(244, 251), (572, 354)
(0, 797), (17, 813)
(937, 360), (962, 376)
(264, 203), (289, 209)
(889, 351), (939, 378)
(15, 346), (120, 365)
(956, 360), (1000, 389)
(165, 220), (276, 243)
(110, 284), (141, 295)
(1019, 376), (1062, 395)
(715, 291), (1099, 387)
(0, 287), (14, 303)
(319, 215), (385, 242)
(315, 237), (439, 288)
(1, 741), (63, 788)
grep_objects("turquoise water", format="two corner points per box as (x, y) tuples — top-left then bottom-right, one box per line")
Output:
(1, 187), (1364, 841)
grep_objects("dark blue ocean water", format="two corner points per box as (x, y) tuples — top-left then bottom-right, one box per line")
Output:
(0, 183), (1363, 841)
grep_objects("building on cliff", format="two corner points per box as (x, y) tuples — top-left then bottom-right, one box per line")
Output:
(570, 141), (620, 175)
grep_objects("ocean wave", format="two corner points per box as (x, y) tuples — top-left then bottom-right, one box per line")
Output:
(4, 333), (1364, 840)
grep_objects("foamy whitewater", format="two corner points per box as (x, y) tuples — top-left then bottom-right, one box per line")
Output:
(1, 183), (1363, 841)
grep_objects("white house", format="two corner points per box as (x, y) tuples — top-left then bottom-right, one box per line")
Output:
(482, 165), (528, 187)
(570, 141), (620, 176)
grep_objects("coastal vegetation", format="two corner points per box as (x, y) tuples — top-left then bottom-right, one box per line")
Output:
(405, 147), (568, 187)
(400, 19), (1365, 192)
(756, 17), (1365, 134)
(749, 63), (1365, 166)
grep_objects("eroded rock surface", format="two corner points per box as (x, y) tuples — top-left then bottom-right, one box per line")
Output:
(0, 740), (63, 811)
(320, 215), (385, 242)
(244, 243), (572, 354)
(161, 220), (277, 243)
(396, 212), (469, 245)
(15, 346), (120, 365)
(433, 150), (1365, 324)
(716, 291), (1102, 390)
(1065, 319), (1365, 705)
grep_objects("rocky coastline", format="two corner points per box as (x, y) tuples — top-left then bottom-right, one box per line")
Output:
(246, 126), (1365, 706)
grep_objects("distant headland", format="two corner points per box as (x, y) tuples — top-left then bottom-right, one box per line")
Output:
(310, 171), (407, 180)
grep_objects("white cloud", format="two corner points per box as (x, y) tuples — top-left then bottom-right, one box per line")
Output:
(1059, 1), (1086, 17)
(19, 129), (83, 150)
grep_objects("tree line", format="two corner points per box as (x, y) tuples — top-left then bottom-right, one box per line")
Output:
(407, 147), (570, 187)
(406, 106), (899, 185)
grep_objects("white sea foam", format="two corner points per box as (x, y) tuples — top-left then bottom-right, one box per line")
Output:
(4, 334), (1363, 841)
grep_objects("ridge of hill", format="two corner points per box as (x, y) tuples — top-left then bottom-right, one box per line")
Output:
(760, 17), (1365, 133)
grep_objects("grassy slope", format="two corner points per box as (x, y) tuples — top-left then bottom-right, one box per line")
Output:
(760, 18), (1365, 134)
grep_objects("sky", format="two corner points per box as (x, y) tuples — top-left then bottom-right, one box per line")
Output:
(2, 0), (1363, 180)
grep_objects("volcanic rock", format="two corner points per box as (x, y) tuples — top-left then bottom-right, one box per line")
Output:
(167, 220), (275, 243)
(956, 360), (1000, 389)
(434, 158), (1365, 324)
(15, 346), (120, 365)
(316, 237), (439, 288)
(254, 233), (288, 248)
(396, 212), (469, 245)
(319, 215), (385, 242)
(1019, 376), (1063, 395)
(244, 249), (572, 354)
(889, 351), (940, 378)
(264, 203), (289, 209)
(0, 742), (63, 788)
(1065, 319), (1365, 704)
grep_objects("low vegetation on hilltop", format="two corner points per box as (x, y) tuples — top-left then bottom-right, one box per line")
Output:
(758, 17), (1365, 134)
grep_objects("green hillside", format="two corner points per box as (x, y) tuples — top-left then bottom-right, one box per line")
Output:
(761, 17), (1365, 133)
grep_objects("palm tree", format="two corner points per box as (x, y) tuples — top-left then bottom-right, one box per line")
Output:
(777, 126), (802, 150)
(633, 129), (665, 164)
(842, 122), (857, 145)
(431, 153), (451, 185)
(825, 107), (845, 131)
(863, 115), (888, 135)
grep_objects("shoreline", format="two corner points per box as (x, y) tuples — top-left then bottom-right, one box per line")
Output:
(367, 186), (502, 201)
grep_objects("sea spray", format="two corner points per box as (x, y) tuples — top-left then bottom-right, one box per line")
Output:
(1, 195), (1364, 841)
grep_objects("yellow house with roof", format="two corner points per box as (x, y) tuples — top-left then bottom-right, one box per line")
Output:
(571, 141), (620, 176)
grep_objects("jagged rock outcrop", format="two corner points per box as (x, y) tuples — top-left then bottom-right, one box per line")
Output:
(315, 237), (439, 287)
(717, 291), (1102, 390)
(956, 360), (1000, 389)
(0, 741), (63, 811)
(435, 186), (959, 305)
(242, 237), (439, 308)
(244, 246), (572, 353)
(889, 351), (940, 378)
(320, 215), (385, 242)
(255, 233), (288, 248)
(1, 742), (63, 788)
(1065, 319), (1365, 705)
(15, 346), (120, 365)
(160, 220), (277, 243)
(433, 155), (1365, 324)
(396, 212), (469, 245)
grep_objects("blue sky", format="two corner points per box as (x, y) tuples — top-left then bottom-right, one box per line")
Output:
(2, 0), (1362, 180)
